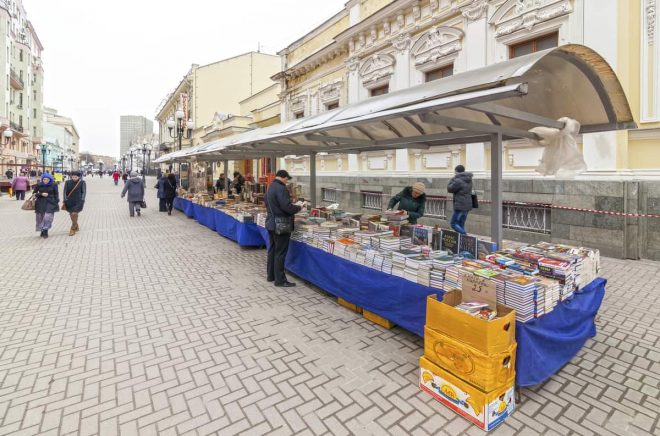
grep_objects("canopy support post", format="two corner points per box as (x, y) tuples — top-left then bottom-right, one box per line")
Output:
(309, 152), (317, 207)
(490, 133), (503, 250)
(223, 160), (229, 192)
(270, 154), (277, 173)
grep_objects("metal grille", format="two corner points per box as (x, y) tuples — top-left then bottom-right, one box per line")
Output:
(322, 188), (338, 202)
(361, 191), (383, 210)
(503, 202), (552, 234)
(425, 196), (448, 219)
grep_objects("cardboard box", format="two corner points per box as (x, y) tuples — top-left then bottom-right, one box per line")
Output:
(426, 292), (515, 355)
(424, 326), (516, 392)
(363, 309), (395, 329)
(419, 356), (515, 431)
(338, 298), (362, 314)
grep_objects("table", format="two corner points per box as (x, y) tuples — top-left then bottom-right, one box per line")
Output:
(171, 198), (606, 387)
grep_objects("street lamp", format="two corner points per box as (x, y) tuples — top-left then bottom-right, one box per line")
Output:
(129, 147), (136, 172)
(37, 143), (51, 173)
(57, 153), (65, 173)
(140, 142), (153, 182)
(121, 155), (127, 173)
(166, 110), (194, 173)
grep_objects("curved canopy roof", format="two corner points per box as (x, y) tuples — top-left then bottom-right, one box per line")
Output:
(155, 44), (634, 163)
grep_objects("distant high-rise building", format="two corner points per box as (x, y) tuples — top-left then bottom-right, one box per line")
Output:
(120, 115), (153, 157)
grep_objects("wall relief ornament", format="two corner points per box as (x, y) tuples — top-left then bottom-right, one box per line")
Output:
(359, 54), (396, 88)
(392, 33), (413, 53)
(490, 0), (572, 37)
(319, 81), (342, 104)
(460, 0), (488, 21)
(411, 26), (464, 69)
(346, 56), (360, 72)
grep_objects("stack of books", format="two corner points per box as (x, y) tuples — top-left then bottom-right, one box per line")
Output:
(502, 276), (539, 322)
(379, 236), (402, 251)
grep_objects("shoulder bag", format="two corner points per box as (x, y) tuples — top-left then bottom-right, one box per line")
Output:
(21, 194), (37, 211)
(471, 190), (479, 209)
(62, 180), (82, 211)
(266, 194), (292, 235)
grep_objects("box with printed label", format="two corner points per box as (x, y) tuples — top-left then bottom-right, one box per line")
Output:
(426, 292), (515, 355)
(419, 356), (515, 431)
(424, 326), (516, 392)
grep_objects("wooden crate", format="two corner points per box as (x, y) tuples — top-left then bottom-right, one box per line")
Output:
(337, 297), (362, 313)
(363, 309), (395, 329)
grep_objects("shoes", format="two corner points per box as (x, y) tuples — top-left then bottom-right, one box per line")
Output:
(40, 229), (46, 238)
(69, 228), (75, 236)
(130, 214), (134, 217)
(168, 211), (172, 215)
(275, 281), (296, 288)
(267, 278), (275, 283)
(43, 230), (48, 239)
(137, 210), (141, 216)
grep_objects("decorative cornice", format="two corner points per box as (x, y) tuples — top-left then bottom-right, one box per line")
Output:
(491, 0), (572, 38)
(461, 0), (488, 21)
(391, 32), (412, 54)
(346, 56), (360, 72)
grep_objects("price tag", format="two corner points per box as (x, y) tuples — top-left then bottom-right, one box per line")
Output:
(462, 273), (497, 309)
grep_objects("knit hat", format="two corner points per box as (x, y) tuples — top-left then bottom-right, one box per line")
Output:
(412, 182), (425, 195)
(130, 171), (138, 177)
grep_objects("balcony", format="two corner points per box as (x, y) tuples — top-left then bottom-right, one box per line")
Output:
(10, 122), (24, 133)
(10, 69), (24, 90)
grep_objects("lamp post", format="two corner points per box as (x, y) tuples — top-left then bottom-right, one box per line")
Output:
(57, 153), (65, 174)
(166, 109), (194, 175)
(128, 147), (137, 172)
(37, 144), (51, 173)
(140, 142), (153, 182)
(121, 155), (127, 173)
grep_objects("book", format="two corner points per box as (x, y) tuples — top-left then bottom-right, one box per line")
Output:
(459, 234), (478, 258)
(441, 229), (459, 255)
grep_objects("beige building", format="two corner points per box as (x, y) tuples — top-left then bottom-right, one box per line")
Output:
(0, 0), (44, 174)
(43, 107), (80, 170)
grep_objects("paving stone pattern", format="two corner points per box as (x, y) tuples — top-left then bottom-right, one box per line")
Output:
(0, 178), (658, 436)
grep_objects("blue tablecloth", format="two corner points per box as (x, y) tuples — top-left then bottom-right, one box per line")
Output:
(283, 240), (606, 387)
(257, 226), (270, 249)
(173, 197), (185, 212)
(212, 209), (265, 247)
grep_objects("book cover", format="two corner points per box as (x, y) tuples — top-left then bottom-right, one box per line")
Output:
(477, 239), (498, 260)
(459, 234), (478, 258)
(441, 229), (459, 255)
(413, 226), (431, 246)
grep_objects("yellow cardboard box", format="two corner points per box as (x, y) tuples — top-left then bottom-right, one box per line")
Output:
(338, 297), (362, 314)
(424, 326), (516, 392)
(363, 309), (395, 329)
(419, 356), (515, 432)
(426, 292), (515, 355)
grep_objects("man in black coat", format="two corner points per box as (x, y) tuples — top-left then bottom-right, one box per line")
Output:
(447, 165), (474, 234)
(265, 170), (302, 287)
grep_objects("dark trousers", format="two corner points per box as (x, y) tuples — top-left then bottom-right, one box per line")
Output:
(15, 190), (25, 200)
(267, 231), (291, 285)
(165, 197), (175, 213)
(159, 198), (167, 212)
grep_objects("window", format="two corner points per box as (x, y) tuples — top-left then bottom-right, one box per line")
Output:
(425, 64), (454, 82)
(322, 188), (338, 202)
(19, 115), (22, 128)
(294, 112), (304, 119)
(19, 92), (22, 107)
(370, 85), (389, 97)
(326, 102), (339, 111)
(33, 90), (36, 100)
(509, 32), (558, 59)
(33, 108), (36, 118)
(19, 49), (22, 62)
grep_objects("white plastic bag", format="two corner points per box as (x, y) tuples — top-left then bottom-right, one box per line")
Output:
(531, 117), (586, 177)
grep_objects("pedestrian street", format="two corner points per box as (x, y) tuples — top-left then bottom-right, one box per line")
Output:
(0, 177), (658, 436)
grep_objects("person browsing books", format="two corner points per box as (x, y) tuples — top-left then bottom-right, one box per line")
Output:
(387, 182), (426, 224)
(265, 170), (302, 288)
(447, 164), (474, 234)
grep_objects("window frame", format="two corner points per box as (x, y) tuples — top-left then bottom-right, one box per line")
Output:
(508, 32), (559, 59)
(424, 64), (454, 83)
(369, 85), (389, 97)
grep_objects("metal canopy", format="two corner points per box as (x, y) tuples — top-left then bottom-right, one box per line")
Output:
(155, 45), (635, 248)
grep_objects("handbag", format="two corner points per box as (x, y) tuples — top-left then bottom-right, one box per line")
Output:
(21, 194), (37, 211)
(471, 191), (479, 209)
(140, 200), (147, 209)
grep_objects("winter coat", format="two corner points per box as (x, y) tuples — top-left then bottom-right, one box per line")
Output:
(155, 178), (166, 199)
(63, 179), (87, 213)
(231, 175), (245, 193)
(215, 177), (228, 191)
(121, 173), (129, 181)
(265, 179), (301, 232)
(163, 177), (177, 199)
(121, 177), (145, 202)
(447, 172), (474, 212)
(112, 172), (120, 181)
(33, 179), (60, 214)
(387, 187), (427, 224)
(11, 176), (30, 191)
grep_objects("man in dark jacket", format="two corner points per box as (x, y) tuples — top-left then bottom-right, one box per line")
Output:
(231, 171), (245, 194)
(265, 170), (302, 287)
(387, 182), (427, 224)
(215, 174), (230, 194)
(447, 165), (473, 234)
(155, 176), (167, 212)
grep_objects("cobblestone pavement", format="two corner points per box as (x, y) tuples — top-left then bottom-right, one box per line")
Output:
(0, 177), (658, 436)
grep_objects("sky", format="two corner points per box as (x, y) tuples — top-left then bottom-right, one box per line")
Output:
(23, 0), (347, 158)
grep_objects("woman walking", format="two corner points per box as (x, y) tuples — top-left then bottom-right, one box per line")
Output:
(11, 171), (30, 200)
(62, 171), (86, 236)
(33, 173), (59, 238)
(163, 173), (177, 215)
(121, 171), (145, 217)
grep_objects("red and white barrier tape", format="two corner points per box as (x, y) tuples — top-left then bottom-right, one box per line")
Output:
(320, 187), (660, 218)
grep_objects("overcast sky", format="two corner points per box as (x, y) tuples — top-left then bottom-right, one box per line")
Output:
(23, 0), (347, 157)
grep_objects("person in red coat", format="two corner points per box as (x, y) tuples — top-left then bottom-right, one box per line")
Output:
(112, 171), (120, 186)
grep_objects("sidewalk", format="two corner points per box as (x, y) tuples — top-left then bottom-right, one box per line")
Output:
(0, 177), (657, 435)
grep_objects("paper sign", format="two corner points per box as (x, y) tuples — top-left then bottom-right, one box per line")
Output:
(462, 273), (497, 309)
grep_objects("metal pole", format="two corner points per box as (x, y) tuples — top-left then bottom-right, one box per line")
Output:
(490, 133), (503, 249)
(223, 160), (229, 192)
(309, 151), (317, 207)
(270, 154), (277, 173)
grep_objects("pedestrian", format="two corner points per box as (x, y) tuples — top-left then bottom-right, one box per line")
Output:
(33, 173), (59, 238)
(121, 172), (128, 184)
(231, 171), (245, 194)
(5, 169), (13, 180)
(121, 171), (145, 217)
(11, 171), (30, 200)
(215, 173), (229, 195)
(155, 176), (167, 212)
(62, 171), (86, 236)
(447, 165), (474, 235)
(265, 170), (302, 288)
(163, 173), (177, 215)
(387, 182), (427, 225)
(30, 169), (37, 177)
(112, 170), (120, 186)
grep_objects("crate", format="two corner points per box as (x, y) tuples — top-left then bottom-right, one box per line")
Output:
(338, 297), (362, 314)
(426, 292), (515, 355)
(424, 326), (516, 392)
(363, 309), (395, 329)
(420, 356), (515, 432)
